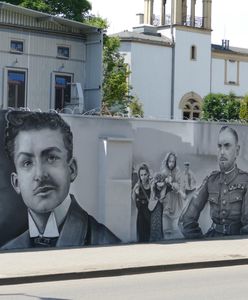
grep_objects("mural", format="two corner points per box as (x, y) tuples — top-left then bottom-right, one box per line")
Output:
(1, 110), (120, 250)
(132, 125), (248, 241)
(1, 109), (248, 250)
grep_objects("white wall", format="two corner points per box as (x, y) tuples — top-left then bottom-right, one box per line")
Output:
(119, 41), (172, 119)
(211, 57), (248, 96)
(173, 28), (212, 119)
(0, 27), (101, 111)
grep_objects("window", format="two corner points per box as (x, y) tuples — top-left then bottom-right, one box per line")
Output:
(57, 46), (70, 59)
(8, 70), (26, 108)
(225, 59), (239, 85)
(191, 45), (197, 60)
(55, 75), (72, 110)
(182, 98), (201, 120)
(10, 40), (24, 53)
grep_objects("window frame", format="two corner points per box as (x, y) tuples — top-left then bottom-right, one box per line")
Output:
(57, 45), (70, 59)
(4, 68), (28, 109)
(10, 39), (24, 54)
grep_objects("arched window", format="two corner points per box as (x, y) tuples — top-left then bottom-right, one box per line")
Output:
(191, 45), (197, 60)
(182, 98), (201, 120)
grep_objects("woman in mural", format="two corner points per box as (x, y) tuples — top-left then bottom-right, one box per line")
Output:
(160, 152), (185, 235)
(149, 173), (168, 242)
(132, 163), (151, 243)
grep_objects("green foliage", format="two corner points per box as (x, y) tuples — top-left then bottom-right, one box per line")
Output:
(102, 35), (132, 114)
(129, 97), (144, 117)
(6, 0), (91, 21)
(84, 15), (108, 29)
(202, 92), (240, 121)
(239, 94), (248, 121)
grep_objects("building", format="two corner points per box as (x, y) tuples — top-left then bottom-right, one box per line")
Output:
(0, 2), (103, 112)
(114, 0), (248, 120)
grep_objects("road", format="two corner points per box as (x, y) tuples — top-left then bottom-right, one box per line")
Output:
(0, 265), (248, 300)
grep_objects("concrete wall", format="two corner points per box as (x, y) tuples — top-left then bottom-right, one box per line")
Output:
(2, 112), (248, 249)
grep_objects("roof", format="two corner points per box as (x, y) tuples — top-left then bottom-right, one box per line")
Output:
(112, 30), (172, 47)
(0, 1), (99, 34)
(212, 44), (248, 56)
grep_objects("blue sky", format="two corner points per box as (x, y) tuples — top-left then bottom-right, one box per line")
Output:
(89, 0), (248, 49)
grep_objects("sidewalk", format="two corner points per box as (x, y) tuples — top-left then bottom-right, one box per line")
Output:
(1, 236), (248, 285)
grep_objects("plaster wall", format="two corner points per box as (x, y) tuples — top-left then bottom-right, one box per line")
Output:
(173, 28), (211, 119)
(119, 41), (172, 119)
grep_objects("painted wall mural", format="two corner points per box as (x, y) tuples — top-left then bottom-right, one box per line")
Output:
(1, 109), (248, 251)
(0, 110), (120, 250)
(132, 124), (248, 242)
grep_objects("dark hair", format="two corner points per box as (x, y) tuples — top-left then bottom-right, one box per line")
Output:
(138, 163), (150, 180)
(5, 111), (73, 162)
(219, 126), (239, 144)
(166, 152), (177, 169)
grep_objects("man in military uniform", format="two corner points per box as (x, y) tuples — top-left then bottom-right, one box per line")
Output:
(180, 125), (248, 238)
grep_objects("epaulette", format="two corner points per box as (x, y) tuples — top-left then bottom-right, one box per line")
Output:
(237, 168), (248, 175)
(208, 170), (220, 178)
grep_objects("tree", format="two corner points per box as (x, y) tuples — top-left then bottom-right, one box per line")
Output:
(86, 16), (144, 116)
(239, 94), (248, 121)
(6, 0), (91, 21)
(201, 92), (240, 121)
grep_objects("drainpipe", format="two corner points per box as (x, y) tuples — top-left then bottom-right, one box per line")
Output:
(170, 22), (175, 119)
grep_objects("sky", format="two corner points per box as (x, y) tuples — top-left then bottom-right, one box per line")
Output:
(89, 0), (248, 49)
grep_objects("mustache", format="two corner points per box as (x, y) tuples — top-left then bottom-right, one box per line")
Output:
(219, 156), (228, 161)
(33, 180), (57, 195)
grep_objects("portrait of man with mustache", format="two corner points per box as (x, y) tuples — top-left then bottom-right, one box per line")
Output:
(2, 111), (120, 249)
(180, 125), (248, 238)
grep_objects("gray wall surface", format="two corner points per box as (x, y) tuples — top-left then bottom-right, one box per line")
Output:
(1, 112), (248, 249)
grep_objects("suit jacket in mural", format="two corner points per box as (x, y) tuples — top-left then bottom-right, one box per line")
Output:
(2, 195), (121, 250)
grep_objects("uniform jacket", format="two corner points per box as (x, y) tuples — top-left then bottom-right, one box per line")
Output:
(180, 166), (248, 238)
(2, 195), (121, 250)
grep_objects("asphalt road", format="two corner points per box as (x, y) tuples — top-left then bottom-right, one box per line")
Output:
(1, 265), (248, 300)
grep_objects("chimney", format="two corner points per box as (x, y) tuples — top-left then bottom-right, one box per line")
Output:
(222, 39), (230, 50)
(136, 13), (144, 24)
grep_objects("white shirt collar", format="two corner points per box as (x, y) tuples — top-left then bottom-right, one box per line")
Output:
(28, 195), (71, 238)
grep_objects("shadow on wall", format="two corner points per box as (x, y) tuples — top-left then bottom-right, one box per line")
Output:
(0, 110), (27, 246)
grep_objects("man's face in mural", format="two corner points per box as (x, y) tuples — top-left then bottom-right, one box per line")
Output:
(140, 169), (149, 185)
(167, 154), (176, 170)
(11, 128), (77, 214)
(217, 128), (239, 172)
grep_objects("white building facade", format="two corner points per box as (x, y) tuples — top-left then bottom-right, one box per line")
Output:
(0, 2), (103, 112)
(115, 0), (248, 120)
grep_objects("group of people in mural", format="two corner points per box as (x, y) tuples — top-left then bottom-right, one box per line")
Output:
(132, 152), (197, 242)
(2, 109), (248, 250)
(133, 125), (248, 242)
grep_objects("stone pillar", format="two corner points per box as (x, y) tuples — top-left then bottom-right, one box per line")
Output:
(172, 0), (183, 25)
(202, 0), (212, 29)
(190, 0), (196, 26)
(161, 0), (166, 25)
(144, 0), (154, 25)
(182, 0), (187, 24)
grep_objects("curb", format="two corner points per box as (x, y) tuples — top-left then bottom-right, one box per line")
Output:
(1, 258), (248, 286)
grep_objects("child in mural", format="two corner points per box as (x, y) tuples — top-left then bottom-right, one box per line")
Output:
(149, 173), (168, 241)
(160, 152), (185, 235)
(132, 163), (151, 243)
